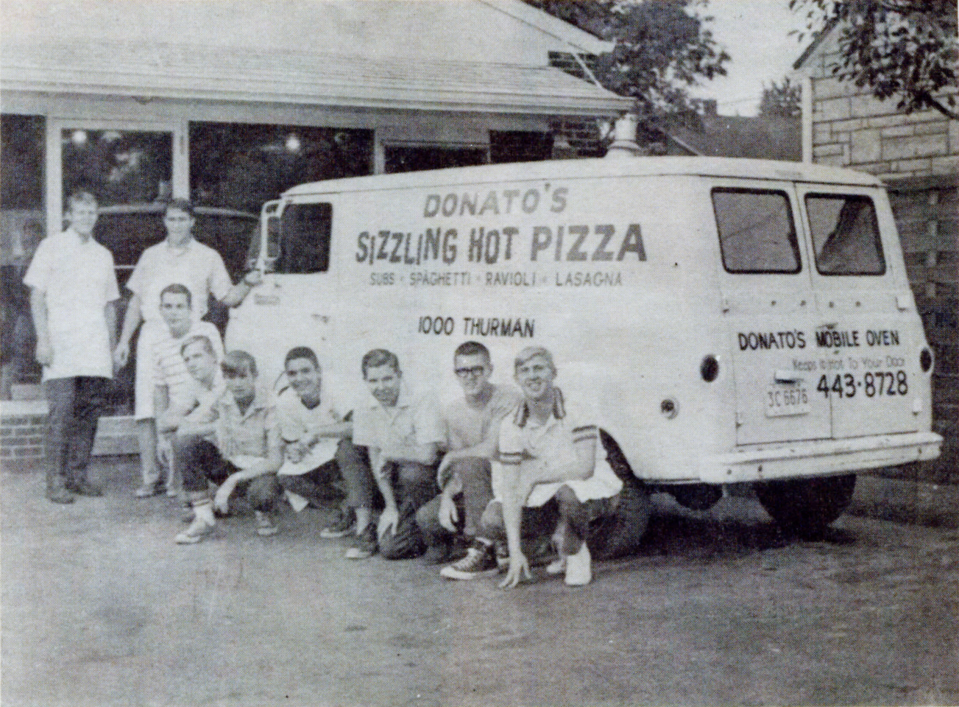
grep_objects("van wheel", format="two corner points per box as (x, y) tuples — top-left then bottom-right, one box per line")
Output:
(590, 481), (652, 561)
(755, 474), (856, 539)
(669, 483), (723, 512)
(593, 430), (651, 558)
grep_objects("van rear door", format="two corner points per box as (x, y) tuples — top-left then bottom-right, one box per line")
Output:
(711, 182), (832, 445)
(799, 187), (920, 438)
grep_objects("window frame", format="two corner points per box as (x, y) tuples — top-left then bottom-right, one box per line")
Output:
(711, 187), (803, 275)
(804, 192), (886, 277)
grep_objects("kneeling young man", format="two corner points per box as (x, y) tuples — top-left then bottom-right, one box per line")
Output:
(276, 347), (374, 539)
(350, 349), (444, 560)
(493, 346), (623, 588)
(174, 347), (282, 544)
(414, 341), (522, 574)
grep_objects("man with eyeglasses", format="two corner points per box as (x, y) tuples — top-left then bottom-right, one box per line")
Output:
(415, 341), (522, 576)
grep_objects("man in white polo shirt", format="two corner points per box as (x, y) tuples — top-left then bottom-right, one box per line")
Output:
(349, 348), (444, 560)
(494, 346), (623, 589)
(112, 199), (261, 502)
(24, 190), (120, 503)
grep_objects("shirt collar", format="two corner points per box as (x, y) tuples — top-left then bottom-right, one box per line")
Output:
(513, 387), (565, 429)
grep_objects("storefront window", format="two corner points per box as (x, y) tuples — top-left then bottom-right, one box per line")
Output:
(1, 115), (45, 399)
(490, 131), (553, 163)
(385, 146), (487, 173)
(61, 129), (173, 206)
(189, 123), (373, 213)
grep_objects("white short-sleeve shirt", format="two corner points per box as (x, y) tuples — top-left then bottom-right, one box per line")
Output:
(23, 228), (120, 380)
(275, 386), (346, 476)
(125, 239), (232, 323)
(497, 388), (622, 507)
(353, 384), (444, 453)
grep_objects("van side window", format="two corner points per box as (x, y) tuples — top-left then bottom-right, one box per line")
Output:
(805, 194), (885, 276)
(712, 189), (801, 274)
(275, 203), (332, 274)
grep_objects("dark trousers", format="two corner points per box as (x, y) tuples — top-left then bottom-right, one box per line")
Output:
(416, 457), (494, 551)
(45, 376), (110, 490)
(174, 435), (280, 512)
(278, 439), (371, 508)
(481, 492), (615, 554)
(379, 461), (438, 560)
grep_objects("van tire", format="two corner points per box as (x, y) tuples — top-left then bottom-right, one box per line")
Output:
(590, 482), (652, 561)
(755, 474), (857, 539)
(593, 429), (651, 559)
(669, 483), (723, 512)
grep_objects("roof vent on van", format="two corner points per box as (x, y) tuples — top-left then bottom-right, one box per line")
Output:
(605, 112), (643, 158)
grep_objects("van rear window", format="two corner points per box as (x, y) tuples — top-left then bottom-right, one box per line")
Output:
(805, 194), (885, 276)
(275, 203), (332, 273)
(712, 189), (801, 274)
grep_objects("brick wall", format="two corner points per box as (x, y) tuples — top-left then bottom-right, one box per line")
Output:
(0, 401), (47, 467)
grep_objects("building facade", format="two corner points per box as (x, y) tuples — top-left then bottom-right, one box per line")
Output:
(0, 0), (632, 458)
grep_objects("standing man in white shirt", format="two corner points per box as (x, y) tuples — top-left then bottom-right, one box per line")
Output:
(24, 190), (120, 503)
(112, 199), (261, 499)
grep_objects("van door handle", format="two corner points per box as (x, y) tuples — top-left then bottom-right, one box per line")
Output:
(774, 370), (803, 384)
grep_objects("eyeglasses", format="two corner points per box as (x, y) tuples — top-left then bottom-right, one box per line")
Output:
(454, 366), (487, 379)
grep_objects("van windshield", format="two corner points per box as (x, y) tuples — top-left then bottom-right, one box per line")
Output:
(805, 194), (885, 276)
(712, 188), (801, 274)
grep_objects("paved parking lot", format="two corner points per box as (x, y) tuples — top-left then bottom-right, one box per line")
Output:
(2, 457), (957, 707)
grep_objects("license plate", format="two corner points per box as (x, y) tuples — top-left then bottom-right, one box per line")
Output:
(765, 385), (811, 417)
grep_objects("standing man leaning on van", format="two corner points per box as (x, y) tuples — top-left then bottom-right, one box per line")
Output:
(349, 349), (444, 560)
(112, 199), (262, 500)
(24, 190), (120, 503)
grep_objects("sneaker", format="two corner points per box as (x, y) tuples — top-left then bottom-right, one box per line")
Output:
(345, 523), (377, 560)
(564, 542), (592, 586)
(255, 511), (278, 537)
(67, 480), (103, 497)
(545, 556), (567, 575)
(440, 540), (498, 580)
(135, 484), (160, 499)
(320, 507), (356, 538)
(494, 541), (510, 571)
(175, 516), (215, 544)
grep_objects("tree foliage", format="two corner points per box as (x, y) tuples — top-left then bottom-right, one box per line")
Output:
(524, 0), (729, 121)
(759, 77), (802, 118)
(792, 0), (958, 119)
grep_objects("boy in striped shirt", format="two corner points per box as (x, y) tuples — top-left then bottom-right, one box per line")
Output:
(148, 283), (223, 497)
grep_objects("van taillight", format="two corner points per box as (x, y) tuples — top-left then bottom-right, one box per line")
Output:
(701, 355), (719, 382)
(920, 348), (933, 373)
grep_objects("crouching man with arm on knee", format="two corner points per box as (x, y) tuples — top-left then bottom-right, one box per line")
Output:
(348, 348), (444, 560)
(174, 347), (282, 544)
(496, 346), (622, 589)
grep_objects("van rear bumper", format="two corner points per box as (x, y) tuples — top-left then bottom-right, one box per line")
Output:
(701, 432), (942, 484)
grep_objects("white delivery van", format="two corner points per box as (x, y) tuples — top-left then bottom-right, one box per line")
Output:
(227, 155), (941, 538)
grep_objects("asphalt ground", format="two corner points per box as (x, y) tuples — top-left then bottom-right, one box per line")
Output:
(2, 457), (957, 707)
